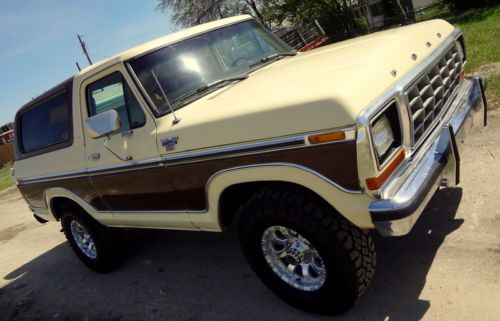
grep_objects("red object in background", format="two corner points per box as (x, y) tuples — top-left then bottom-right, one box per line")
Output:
(299, 35), (331, 52)
(0, 130), (14, 145)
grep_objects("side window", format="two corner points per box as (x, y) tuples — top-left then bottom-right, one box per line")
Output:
(86, 72), (146, 133)
(20, 91), (71, 152)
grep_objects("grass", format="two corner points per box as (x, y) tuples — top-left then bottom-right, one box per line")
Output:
(0, 162), (14, 191)
(416, 5), (500, 108)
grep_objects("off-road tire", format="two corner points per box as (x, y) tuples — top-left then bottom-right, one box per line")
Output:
(237, 185), (376, 315)
(61, 207), (124, 273)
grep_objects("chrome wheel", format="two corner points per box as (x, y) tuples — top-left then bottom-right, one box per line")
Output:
(261, 226), (326, 291)
(70, 220), (97, 259)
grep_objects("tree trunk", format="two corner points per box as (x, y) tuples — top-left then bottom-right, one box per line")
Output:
(245, 0), (266, 26)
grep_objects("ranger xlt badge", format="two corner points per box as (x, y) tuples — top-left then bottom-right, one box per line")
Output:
(161, 136), (179, 151)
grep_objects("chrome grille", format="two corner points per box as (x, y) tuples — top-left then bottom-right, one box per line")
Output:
(406, 43), (463, 146)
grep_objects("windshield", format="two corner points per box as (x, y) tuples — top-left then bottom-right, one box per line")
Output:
(128, 20), (294, 115)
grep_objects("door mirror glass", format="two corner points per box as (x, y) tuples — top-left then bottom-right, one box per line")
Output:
(84, 109), (121, 138)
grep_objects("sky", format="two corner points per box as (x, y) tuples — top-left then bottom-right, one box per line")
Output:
(0, 0), (174, 125)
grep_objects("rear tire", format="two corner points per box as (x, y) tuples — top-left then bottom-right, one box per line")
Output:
(61, 207), (124, 273)
(238, 186), (376, 315)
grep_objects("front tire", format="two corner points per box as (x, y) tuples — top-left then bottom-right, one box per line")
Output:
(238, 186), (376, 315)
(61, 207), (124, 273)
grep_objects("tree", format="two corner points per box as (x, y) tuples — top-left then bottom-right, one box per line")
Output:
(266, 0), (366, 41)
(156, 0), (270, 27)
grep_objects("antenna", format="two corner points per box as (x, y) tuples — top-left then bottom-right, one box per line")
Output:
(150, 70), (181, 125)
(75, 62), (82, 71)
(77, 34), (93, 66)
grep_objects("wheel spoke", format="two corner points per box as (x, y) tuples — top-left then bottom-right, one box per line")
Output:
(271, 232), (287, 246)
(311, 260), (324, 275)
(300, 263), (311, 279)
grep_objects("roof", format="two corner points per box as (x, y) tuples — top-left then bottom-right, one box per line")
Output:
(76, 15), (253, 78)
(17, 76), (74, 115)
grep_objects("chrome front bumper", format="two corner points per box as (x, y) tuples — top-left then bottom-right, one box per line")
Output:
(370, 77), (488, 236)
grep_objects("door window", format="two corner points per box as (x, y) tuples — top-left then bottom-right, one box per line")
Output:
(86, 72), (146, 132)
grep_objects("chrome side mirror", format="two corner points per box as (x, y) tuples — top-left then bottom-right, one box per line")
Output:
(84, 110), (121, 138)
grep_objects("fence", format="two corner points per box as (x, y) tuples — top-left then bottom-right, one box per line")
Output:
(0, 142), (14, 168)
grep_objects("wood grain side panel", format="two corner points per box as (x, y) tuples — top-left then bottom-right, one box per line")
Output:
(92, 141), (359, 211)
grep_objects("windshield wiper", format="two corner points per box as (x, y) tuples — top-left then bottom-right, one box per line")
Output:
(250, 51), (297, 68)
(173, 74), (249, 107)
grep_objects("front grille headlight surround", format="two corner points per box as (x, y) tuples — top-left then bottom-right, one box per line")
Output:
(456, 35), (466, 63)
(369, 100), (403, 169)
(372, 114), (394, 160)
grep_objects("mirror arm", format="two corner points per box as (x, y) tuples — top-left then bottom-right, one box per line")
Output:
(104, 136), (133, 161)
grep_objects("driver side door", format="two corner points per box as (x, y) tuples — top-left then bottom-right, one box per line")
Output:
(81, 64), (172, 212)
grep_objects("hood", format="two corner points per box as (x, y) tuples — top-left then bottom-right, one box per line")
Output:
(157, 20), (455, 153)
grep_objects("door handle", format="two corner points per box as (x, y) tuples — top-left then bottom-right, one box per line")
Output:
(89, 153), (100, 161)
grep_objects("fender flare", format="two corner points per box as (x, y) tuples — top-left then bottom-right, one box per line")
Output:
(193, 163), (374, 230)
(43, 188), (113, 224)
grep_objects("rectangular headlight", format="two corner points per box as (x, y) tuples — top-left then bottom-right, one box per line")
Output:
(370, 101), (402, 167)
(372, 114), (394, 159)
(456, 37), (466, 62)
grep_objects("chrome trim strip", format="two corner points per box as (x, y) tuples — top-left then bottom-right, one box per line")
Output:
(206, 162), (363, 195)
(19, 169), (88, 184)
(126, 63), (161, 115)
(88, 157), (163, 175)
(160, 135), (306, 164)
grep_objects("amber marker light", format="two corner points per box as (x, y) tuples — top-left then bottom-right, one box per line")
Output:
(308, 131), (346, 145)
(460, 68), (466, 80)
(366, 148), (405, 191)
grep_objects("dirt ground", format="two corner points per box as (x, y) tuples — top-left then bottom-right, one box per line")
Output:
(1, 111), (500, 321)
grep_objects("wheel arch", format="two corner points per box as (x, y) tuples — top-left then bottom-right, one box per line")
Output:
(43, 188), (113, 224)
(199, 163), (375, 231)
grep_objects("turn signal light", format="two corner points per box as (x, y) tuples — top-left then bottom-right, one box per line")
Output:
(366, 148), (405, 190)
(308, 131), (346, 144)
(460, 68), (465, 80)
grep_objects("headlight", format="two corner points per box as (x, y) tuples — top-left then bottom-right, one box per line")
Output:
(456, 38), (466, 62)
(370, 100), (402, 166)
(372, 114), (394, 159)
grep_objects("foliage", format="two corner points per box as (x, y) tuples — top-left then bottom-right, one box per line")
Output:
(156, 0), (269, 27)
(418, 4), (500, 108)
(0, 162), (13, 192)
(266, 0), (365, 41)
(439, 0), (498, 13)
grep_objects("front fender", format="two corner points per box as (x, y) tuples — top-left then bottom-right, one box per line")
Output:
(191, 163), (374, 231)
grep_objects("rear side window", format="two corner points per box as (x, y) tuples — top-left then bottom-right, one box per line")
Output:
(20, 92), (71, 152)
(86, 72), (146, 133)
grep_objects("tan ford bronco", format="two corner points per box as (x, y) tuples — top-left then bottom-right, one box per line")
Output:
(13, 15), (488, 314)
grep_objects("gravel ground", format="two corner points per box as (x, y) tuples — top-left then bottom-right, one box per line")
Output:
(1, 110), (499, 321)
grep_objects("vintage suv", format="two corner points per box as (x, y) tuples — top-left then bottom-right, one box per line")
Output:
(14, 15), (487, 314)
